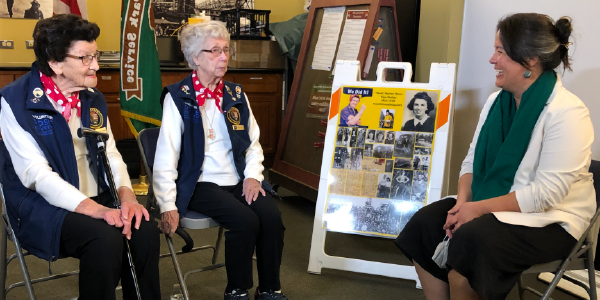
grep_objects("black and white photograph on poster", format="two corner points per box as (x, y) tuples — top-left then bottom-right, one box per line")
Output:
(391, 169), (413, 200)
(411, 171), (429, 203)
(374, 130), (385, 143)
(349, 128), (358, 147)
(350, 148), (364, 171)
(419, 155), (430, 171)
(356, 128), (366, 148)
(384, 131), (395, 145)
(365, 129), (376, 143)
(415, 132), (434, 147)
(323, 194), (403, 237)
(379, 109), (396, 129)
(396, 200), (423, 233)
(373, 144), (393, 159)
(336, 128), (344, 146)
(394, 157), (412, 169)
(364, 144), (373, 157)
(362, 157), (386, 172)
(394, 132), (415, 158)
(385, 159), (394, 173)
(400, 90), (439, 133)
(333, 147), (350, 169)
(412, 155), (421, 170)
(342, 127), (352, 146)
(414, 147), (432, 155)
(1, 0), (50, 19)
(376, 173), (392, 198)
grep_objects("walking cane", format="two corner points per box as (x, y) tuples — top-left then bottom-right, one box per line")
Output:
(78, 127), (142, 300)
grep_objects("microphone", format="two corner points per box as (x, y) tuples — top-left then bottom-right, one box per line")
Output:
(77, 127), (110, 141)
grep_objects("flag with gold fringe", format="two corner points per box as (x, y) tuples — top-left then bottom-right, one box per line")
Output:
(120, 0), (162, 137)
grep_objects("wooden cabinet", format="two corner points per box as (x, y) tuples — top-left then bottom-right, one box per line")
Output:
(0, 67), (283, 167)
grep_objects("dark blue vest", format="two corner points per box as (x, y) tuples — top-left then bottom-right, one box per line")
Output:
(161, 73), (252, 216)
(0, 64), (110, 262)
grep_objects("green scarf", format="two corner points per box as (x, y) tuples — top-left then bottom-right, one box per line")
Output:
(471, 71), (557, 202)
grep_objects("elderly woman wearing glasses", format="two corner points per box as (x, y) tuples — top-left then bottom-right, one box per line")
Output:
(153, 21), (287, 300)
(0, 14), (160, 300)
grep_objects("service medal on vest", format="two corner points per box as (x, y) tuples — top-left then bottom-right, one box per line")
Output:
(225, 85), (233, 98)
(235, 86), (242, 99)
(90, 108), (104, 129)
(227, 107), (244, 130)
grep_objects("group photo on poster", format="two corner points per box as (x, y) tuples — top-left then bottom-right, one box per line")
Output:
(325, 86), (441, 237)
(1, 0), (49, 19)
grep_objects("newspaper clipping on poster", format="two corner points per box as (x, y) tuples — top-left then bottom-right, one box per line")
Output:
(324, 86), (440, 238)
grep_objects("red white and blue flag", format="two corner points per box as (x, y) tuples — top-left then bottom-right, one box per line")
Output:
(53, 0), (87, 19)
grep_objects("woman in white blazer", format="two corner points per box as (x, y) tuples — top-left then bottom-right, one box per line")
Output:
(395, 13), (595, 300)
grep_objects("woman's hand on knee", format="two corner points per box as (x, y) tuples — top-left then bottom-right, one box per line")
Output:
(444, 202), (484, 236)
(160, 210), (179, 237)
(242, 178), (266, 205)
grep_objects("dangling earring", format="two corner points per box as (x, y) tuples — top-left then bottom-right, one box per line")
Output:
(523, 70), (532, 78)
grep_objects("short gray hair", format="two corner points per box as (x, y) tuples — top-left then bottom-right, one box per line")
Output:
(179, 21), (230, 68)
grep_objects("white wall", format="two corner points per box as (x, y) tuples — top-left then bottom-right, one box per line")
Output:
(447, 0), (600, 193)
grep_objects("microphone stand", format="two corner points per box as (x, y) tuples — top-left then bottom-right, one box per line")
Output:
(78, 127), (142, 300)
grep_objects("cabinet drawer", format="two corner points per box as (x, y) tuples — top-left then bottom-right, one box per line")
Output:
(96, 71), (120, 93)
(231, 74), (278, 93)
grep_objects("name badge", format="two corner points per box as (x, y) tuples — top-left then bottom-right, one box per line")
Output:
(232, 125), (245, 130)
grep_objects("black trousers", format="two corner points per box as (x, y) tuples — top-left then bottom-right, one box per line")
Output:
(59, 191), (161, 300)
(188, 181), (285, 292)
(395, 198), (576, 300)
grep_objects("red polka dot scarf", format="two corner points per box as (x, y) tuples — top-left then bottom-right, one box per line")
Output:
(39, 72), (81, 122)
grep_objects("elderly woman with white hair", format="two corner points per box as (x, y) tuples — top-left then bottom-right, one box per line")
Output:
(152, 21), (287, 300)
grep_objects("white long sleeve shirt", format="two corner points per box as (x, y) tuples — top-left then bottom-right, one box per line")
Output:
(0, 96), (132, 212)
(459, 76), (595, 239)
(153, 92), (264, 213)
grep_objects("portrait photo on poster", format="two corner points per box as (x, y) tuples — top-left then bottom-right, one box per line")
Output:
(400, 90), (439, 133)
(365, 129), (376, 143)
(1, 0), (50, 19)
(376, 173), (392, 198)
(391, 169), (413, 200)
(411, 171), (429, 203)
(384, 130), (395, 145)
(379, 109), (395, 129)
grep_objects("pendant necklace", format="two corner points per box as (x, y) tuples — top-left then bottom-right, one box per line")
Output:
(201, 102), (217, 141)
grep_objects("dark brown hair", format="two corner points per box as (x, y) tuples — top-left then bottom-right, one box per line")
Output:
(497, 13), (572, 72)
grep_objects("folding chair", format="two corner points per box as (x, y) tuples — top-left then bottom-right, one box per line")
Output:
(518, 159), (600, 300)
(0, 139), (79, 300)
(137, 128), (225, 300)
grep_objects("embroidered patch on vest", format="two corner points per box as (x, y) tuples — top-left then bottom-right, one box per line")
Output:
(32, 114), (54, 136)
(33, 87), (44, 98)
(183, 103), (200, 123)
(227, 107), (241, 125)
(89, 108), (104, 129)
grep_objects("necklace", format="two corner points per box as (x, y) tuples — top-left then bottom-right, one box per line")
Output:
(200, 103), (218, 141)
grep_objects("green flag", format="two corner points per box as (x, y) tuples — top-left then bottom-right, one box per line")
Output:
(120, 0), (162, 137)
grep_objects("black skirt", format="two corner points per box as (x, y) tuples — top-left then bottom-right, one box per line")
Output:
(394, 198), (577, 300)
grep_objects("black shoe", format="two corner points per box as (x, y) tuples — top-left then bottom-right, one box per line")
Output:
(254, 288), (288, 300)
(225, 289), (250, 300)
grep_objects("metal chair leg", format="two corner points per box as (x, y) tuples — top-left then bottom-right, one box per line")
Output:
(166, 234), (190, 300)
(517, 275), (525, 300)
(0, 222), (8, 300)
(12, 229), (35, 300)
(212, 226), (224, 265)
(587, 249), (598, 300)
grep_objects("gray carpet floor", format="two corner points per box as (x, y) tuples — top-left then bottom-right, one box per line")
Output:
(0, 180), (585, 299)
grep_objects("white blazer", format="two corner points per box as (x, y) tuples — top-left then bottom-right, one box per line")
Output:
(459, 76), (596, 240)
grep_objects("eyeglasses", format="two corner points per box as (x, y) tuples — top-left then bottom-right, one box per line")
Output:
(200, 47), (230, 56)
(65, 52), (100, 66)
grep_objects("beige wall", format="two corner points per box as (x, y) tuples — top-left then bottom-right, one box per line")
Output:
(255, 0), (305, 23)
(414, 0), (465, 195)
(0, 0), (122, 65)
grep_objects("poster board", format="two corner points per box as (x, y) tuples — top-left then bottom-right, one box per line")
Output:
(270, 0), (402, 201)
(307, 60), (455, 282)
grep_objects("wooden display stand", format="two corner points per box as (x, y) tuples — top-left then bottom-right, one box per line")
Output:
(269, 0), (402, 201)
